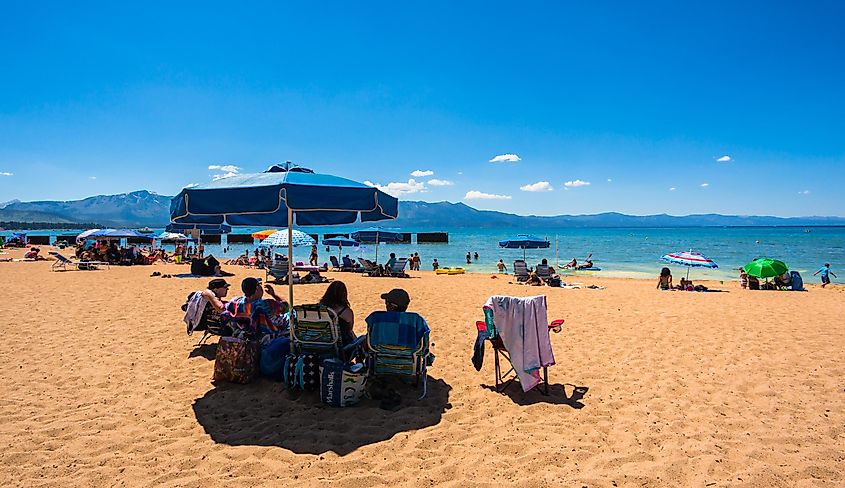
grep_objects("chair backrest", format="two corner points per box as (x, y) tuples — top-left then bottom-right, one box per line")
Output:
(358, 258), (377, 271)
(342, 256), (354, 268)
(50, 252), (73, 263)
(513, 260), (529, 276)
(365, 311), (430, 375)
(535, 264), (551, 278)
(291, 304), (341, 356)
(268, 258), (289, 278)
(389, 257), (408, 274)
(330, 256), (340, 268)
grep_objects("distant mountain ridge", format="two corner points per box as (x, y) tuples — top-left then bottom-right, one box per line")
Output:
(1, 191), (843, 228)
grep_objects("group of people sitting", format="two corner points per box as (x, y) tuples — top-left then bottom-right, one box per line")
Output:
(186, 278), (412, 350)
(739, 268), (800, 290)
(75, 241), (165, 266)
(657, 268), (709, 291)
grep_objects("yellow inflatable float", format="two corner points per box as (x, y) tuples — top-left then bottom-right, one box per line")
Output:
(435, 267), (466, 275)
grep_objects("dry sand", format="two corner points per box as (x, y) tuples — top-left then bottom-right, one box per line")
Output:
(1, 250), (843, 487)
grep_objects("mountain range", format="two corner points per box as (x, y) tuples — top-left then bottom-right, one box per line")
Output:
(1, 190), (843, 228)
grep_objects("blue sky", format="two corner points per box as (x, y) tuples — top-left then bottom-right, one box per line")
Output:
(1, 1), (843, 216)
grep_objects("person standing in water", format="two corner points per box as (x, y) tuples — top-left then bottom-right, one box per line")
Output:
(466, 252), (471, 265)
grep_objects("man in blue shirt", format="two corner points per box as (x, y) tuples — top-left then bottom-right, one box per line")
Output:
(813, 263), (837, 288)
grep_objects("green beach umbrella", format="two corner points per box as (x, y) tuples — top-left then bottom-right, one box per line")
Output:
(742, 258), (788, 279)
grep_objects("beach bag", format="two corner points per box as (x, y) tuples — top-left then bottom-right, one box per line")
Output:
(283, 353), (320, 391)
(548, 276), (562, 287)
(790, 271), (804, 291)
(213, 337), (259, 384)
(320, 359), (368, 407)
(260, 336), (291, 381)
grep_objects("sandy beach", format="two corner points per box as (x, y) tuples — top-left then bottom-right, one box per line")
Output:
(1, 251), (843, 487)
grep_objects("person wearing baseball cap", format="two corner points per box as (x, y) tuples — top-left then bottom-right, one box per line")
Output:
(381, 288), (411, 312)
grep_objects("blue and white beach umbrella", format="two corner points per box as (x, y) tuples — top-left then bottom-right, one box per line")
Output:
(323, 237), (360, 259)
(351, 227), (403, 262)
(661, 250), (718, 280)
(259, 229), (315, 248)
(499, 234), (551, 260)
(170, 163), (398, 305)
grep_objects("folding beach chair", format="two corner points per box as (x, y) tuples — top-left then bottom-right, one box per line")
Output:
(364, 311), (432, 399)
(329, 256), (342, 271)
(290, 304), (342, 357)
(358, 258), (379, 276)
(342, 256), (360, 271)
(48, 251), (109, 271)
(513, 260), (530, 282)
(266, 256), (290, 283)
(475, 302), (563, 395)
(535, 263), (551, 281)
(386, 257), (409, 277)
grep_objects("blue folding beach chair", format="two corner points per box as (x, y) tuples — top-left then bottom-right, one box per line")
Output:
(364, 311), (432, 399)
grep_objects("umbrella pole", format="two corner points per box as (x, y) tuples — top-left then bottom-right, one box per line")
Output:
(287, 208), (294, 308)
(375, 231), (379, 263)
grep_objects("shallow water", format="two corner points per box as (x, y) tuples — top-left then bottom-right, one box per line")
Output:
(6, 226), (844, 282)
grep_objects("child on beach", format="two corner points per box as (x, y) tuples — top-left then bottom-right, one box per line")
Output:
(739, 269), (748, 289)
(657, 267), (672, 290)
(813, 263), (836, 287)
(432, 258), (439, 270)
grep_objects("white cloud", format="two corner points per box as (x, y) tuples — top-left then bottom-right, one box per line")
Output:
(410, 169), (434, 177)
(88, 176), (97, 180)
(700, 183), (709, 188)
(564, 179), (591, 188)
(464, 190), (512, 200)
(799, 190), (810, 195)
(669, 187), (677, 191)
(364, 179), (426, 197)
(185, 183), (199, 188)
(209, 164), (241, 180)
(607, 178), (613, 182)
(489, 153), (521, 163)
(208, 164), (240, 172)
(427, 179), (454, 186)
(716, 155), (732, 162)
(0, 172), (13, 176)
(457, 171), (463, 175)
(520, 181), (554, 192)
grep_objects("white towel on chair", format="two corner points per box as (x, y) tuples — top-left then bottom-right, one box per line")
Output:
(484, 295), (555, 392)
(184, 292), (208, 335)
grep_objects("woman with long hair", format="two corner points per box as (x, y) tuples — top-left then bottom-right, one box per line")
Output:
(320, 281), (356, 345)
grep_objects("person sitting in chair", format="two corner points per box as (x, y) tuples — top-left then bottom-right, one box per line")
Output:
(227, 277), (289, 342)
(321, 281), (357, 346)
(564, 257), (577, 269)
(184, 278), (232, 337)
(381, 288), (410, 312)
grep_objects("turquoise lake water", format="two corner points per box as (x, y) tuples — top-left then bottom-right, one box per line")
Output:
(5, 226), (844, 282)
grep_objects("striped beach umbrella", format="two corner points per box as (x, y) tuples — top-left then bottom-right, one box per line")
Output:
(258, 229), (315, 248)
(661, 250), (718, 280)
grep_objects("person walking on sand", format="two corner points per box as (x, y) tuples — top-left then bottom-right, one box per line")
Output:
(309, 244), (319, 266)
(813, 263), (836, 287)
